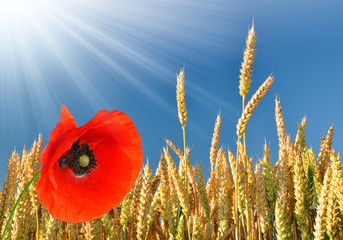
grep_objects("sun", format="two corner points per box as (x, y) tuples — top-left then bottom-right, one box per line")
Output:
(0, 0), (31, 17)
(0, 0), (37, 29)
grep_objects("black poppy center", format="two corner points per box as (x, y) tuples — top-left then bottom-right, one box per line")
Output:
(58, 139), (97, 176)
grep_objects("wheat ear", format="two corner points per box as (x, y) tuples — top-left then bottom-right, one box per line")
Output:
(216, 150), (227, 236)
(275, 162), (292, 240)
(164, 147), (190, 217)
(330, 150), (343, 213)
(317, 126), (334, 187)
(293, 153), (311, 238)
(136, 161), (153, 240)
(325, 167), (339, 239)
(210, 113), (221, 171)
(120, 190), (132, 235)
(102, 212), (116, 240)
(261, 143), (276, 237)
(165, 138), (184, 159)
(239, 22), (257, 97)
(237, 75), (274, 138)
(254, 162), (268, 236)
(314, 168), (331, 240)
(275, 97), (286, 150)
(176, 68), (187, 128)
(0, 151), (20, 237)
(146, 184), (161, 235)
(196, 164), (211, 222)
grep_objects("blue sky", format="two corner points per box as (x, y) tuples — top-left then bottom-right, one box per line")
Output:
(0, 0), (342, 186)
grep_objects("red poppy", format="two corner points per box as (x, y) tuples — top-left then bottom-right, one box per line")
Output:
(36, 105), (143, 223)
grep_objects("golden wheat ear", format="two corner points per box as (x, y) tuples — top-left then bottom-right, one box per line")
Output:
(210, 113), (221, 172)
(275, 97), (286, 150)
(237, 75), (274, 138)
(136, 161), (153, 240)
(254, 161), (268, 236)
(239, 22), (257, 97)
(176, 68), (187, 128)
(314, 167), (331, 240)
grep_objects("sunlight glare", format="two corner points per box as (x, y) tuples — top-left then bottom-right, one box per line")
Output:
(0, 0), (36, 27)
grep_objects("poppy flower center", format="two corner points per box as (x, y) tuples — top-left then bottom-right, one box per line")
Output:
(58, 139), (97, 176)
(79, 155), (90, 167)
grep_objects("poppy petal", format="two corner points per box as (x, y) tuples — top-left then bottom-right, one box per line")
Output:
(36, 106), (142, 223)
(40, 105), (79, 165)
(79, 110), (142, 188)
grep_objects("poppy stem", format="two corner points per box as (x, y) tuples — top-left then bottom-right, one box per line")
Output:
(1, 170), (40, 240)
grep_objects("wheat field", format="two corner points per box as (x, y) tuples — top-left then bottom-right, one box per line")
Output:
(0, 24), (342, 240)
